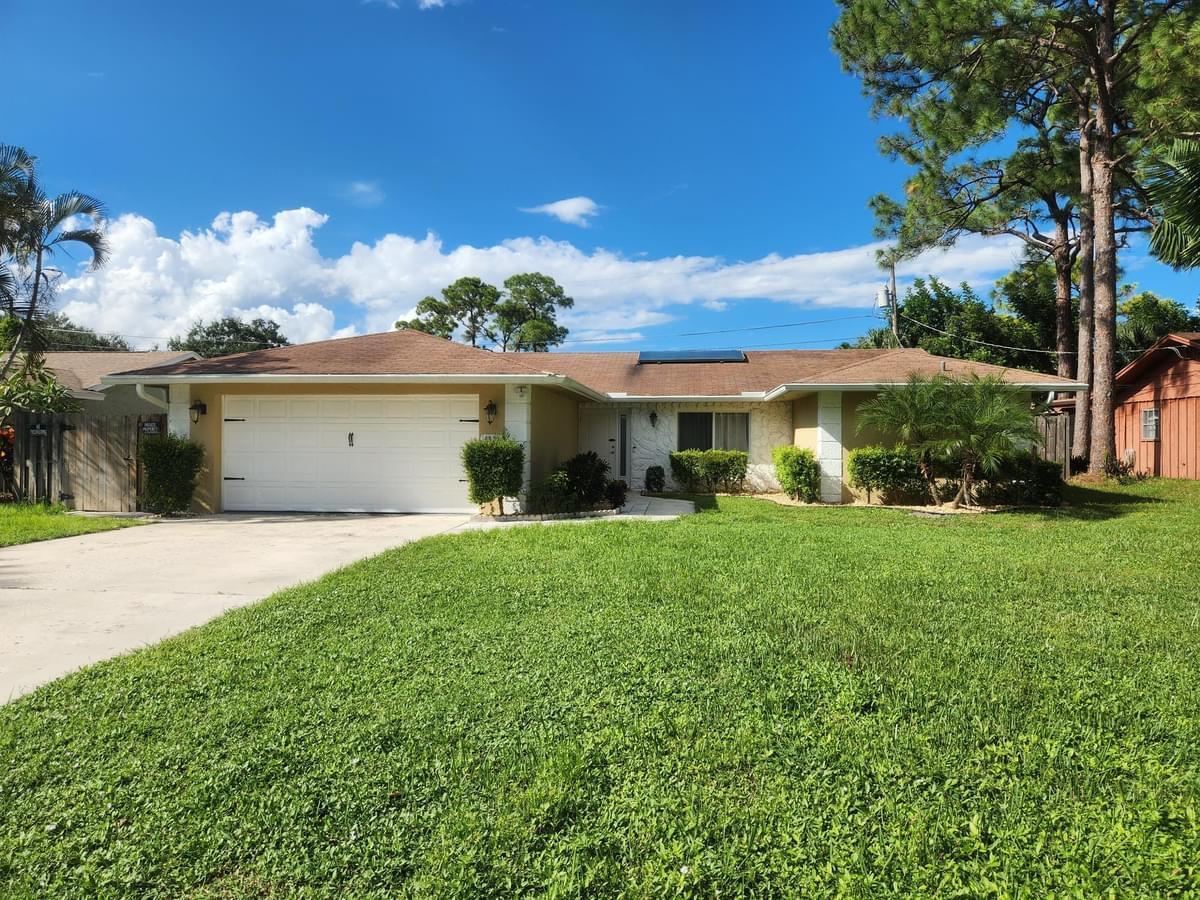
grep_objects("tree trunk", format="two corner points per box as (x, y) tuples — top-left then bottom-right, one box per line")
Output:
(0, 248), (45, 380)
(1087, 12), (1118, 474)
(918, 453), (941, 505)
(1051, 218), (1074, 379)
(1073, 104), (1095, 465)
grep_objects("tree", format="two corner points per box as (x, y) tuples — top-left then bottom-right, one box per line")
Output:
(396, 277), (500, 347)
(1116, 288), (1200, 356)
(494, 273), (574, 351)
(932, 376), (1042, 508)
(855, 373), (952, 505)
(0, 148), (108, 378)
(845, 277), (1053, 374)
(832, 0), (1200, 474)
(168, 317), (290, 358)
(1146, 139), (1200, 269)
(0, 312), (130, 352)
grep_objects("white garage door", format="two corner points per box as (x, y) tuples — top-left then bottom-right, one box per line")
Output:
(221, 394), (480, 513)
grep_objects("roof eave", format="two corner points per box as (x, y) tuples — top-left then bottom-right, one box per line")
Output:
(763, 380), (1087, 400)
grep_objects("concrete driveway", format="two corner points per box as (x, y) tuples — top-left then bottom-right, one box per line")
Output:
(0, 513), (470, 702)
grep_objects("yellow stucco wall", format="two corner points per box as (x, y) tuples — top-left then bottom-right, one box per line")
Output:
(840, 391), (888, 501)
(529, 386), (580, 482)
(791, 395), (817, 453)
(187, 382), (508, 513)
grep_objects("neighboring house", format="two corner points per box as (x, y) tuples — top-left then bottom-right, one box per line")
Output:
(103, 330), (1084, 513)
(12, 351), (198, 509)
(1054, 332), (1199, 478)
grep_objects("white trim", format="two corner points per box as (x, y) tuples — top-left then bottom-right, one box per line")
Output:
(608, 393), (769, 401)
(763, 381), (1087, 400)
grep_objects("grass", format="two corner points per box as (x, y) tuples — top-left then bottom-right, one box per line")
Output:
(2, 480), (1199, 896)
(0, 503), (142, 547)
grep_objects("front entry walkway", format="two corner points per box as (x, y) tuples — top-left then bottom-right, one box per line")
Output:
(0, 513), (470, 702)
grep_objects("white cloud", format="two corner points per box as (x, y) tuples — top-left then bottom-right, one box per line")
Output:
(54, 206), (1023, 348)
(341, 180), (385, 208)
(520, 196), (602, 227)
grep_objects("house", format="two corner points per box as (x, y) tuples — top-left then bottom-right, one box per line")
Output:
(102, 330), (1084, 512)
(11, 351), (198, 509)
(1054, 332), (1199, 478)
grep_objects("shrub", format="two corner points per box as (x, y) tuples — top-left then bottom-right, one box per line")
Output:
(644, 465), (665, 493)
(527, 469), (576, 514)
(561, 451), (610, 506)
(139, 434), (204, 514)
(975, 454), (1064, 507)
(461, 435), (524, 514)
(604, 479), (628, 509)
(772, 446), (820, 502)
(669, 449), (748, 493)
(847, 445), (925, 504)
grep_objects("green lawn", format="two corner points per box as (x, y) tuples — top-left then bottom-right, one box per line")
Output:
(0, 503), (142, 547)
(2, 481), (1199, 896)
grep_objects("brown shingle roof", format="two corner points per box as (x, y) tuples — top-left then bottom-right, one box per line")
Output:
(44, 351), (197, 392)
(107, 329), (1084, 395)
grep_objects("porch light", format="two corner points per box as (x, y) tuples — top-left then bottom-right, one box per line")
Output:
(484, 400), (498, 425)
(189, 401), (208, 424)
(649, 411), (658, 427)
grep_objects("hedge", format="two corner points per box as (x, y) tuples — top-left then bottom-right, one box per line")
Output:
(139, 434), (204, 514)
(975, 454), (1064, 507)
(669, 449), (748, 493)
(847, 446), (925, 504)
(644, 465), (665, 493)
(461, 435), (524, 514)
(772, 446), (820, 502)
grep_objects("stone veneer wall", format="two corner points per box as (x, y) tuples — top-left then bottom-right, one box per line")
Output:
(581, 401), (794, 492)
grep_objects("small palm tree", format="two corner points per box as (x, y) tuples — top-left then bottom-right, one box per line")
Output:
(856, 373), (950, 504)
(933, 375), (1042, 508)
(0, 158), (108, 377)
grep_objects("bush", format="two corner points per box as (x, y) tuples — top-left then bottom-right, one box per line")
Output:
(604, 479), (628, 509)
(139, 434), (204, 514)
(847, 446), (925, 504)
(975, 454), (1064, 507)
(644, 465), (665, 493)
(772, 446), (820, 502)
(561, 451), (610, 506)
(527, 469), (576, 514)
(461, 435), (524, 514)
(669, 449), (748, 493)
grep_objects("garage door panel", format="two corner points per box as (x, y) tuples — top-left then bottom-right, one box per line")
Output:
(222, 393), (478, 512)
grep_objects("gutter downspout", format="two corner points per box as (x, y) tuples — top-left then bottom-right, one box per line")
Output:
(135, 383), (169, 410)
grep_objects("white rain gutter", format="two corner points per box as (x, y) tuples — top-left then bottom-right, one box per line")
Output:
(762, 380), (1088, 401)
(135, 383), (169, 409)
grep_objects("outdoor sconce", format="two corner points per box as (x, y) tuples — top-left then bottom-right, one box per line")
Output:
(484, 400), (498, 425)
(649, 411), (658, 427)
(189, 401), (208, 424)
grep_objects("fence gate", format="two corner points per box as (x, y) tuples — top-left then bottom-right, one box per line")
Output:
(1035, 412), (1073, 479)
(11, 412), (166, 511)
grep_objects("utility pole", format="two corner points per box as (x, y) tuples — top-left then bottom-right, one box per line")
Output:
(888, 257), (900, 347)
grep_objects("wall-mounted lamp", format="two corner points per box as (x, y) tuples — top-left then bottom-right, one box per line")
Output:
(189, 401), (208, 424)
(514, 385), (527, 399)
(649, 411), (658, 427)
(484, 400), (498, 425)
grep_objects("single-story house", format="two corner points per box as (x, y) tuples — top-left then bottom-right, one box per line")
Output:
(102, 330), (1085, 513)
(1053, 332), (1199, 478)
(12, 351), (198, 509)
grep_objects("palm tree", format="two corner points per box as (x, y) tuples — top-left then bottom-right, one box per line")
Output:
(933, 376), (1042, 508)
(0, 160), (108, 378)
(0, 145), (36, 315)
(856, 373), (950, 505)
(1147, 139), (1200, 271)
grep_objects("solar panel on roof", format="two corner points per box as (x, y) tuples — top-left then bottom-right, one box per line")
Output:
(637, 349), (747, 364)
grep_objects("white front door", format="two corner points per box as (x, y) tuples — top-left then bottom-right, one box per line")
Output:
(221, 394), (479, 512)
(579, 407), (630, 480)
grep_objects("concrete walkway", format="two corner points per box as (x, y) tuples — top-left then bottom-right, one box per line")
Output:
(461, 496), (695, 530)
(0, 513), (470, 702)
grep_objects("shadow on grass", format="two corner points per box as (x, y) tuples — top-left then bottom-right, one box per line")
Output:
(1006, 483), (1164, 522)
(657, 492), (719, 512)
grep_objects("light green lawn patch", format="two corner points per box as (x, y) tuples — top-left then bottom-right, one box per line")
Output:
(1, 481), (1199, 896)
(0, 503), (142, 547)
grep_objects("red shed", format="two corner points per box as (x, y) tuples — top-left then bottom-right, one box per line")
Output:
(1110, 332), (1200, 479)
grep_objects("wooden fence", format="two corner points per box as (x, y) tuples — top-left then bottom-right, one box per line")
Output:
(1035, 411), (1074, 478)
(7, 412), (166, 511)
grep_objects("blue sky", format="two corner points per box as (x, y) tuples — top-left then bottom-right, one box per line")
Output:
(8, 0), (1197, 351)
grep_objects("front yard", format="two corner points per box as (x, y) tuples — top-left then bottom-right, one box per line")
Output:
(0, 504), (141, 547)
(1, 480), (1198, 895)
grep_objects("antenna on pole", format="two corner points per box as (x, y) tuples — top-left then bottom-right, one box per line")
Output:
(875, 247), (903, 348)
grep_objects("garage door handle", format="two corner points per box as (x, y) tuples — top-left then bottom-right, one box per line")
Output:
(348, 432), (354, 447)
(459, 418), (479, 423)
(224, 417), (245, 422)
(223, 476), (245, 481)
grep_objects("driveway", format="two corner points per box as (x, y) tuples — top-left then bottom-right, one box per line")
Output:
(0, 513), (470, 702)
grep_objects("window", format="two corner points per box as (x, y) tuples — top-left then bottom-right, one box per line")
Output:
(618, 413), (629, 477)
(1141, 408), (1160, 441)
(677, 412), (750, 452)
